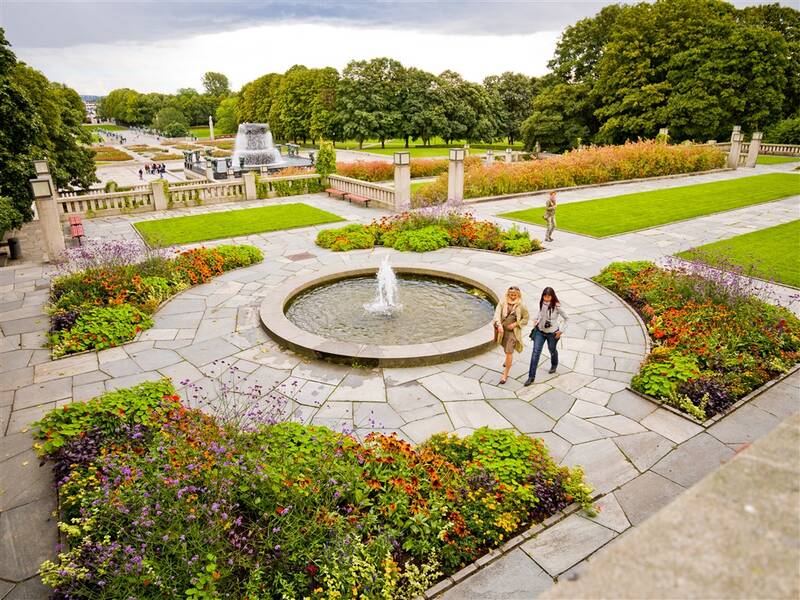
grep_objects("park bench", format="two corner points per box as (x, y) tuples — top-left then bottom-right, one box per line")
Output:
(325, 188), (347, 199)
(68, 215), (85, 245)
(345, 193), (371, 208)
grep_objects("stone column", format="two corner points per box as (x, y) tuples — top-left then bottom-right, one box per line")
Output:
(393, 152), (411, 211)
(33, 177), (66, 261)
(151, 180), (168, 211)
(447, 148), (465, 203)
(209, 115), (215, 142)
(745, 132), (763, 168)
(730, 125), (741, 143)
(727, 131), (744, 169)
(485, 150), (494, 166)
(505, 148), (513, 163)
(243, 171), (258, 200)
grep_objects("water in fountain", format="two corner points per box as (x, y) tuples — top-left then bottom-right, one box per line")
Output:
(231, 123), (286, 167)
(364, 256), (401, 314)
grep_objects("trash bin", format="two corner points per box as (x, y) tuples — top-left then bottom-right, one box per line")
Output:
(7, 237), (21, 260)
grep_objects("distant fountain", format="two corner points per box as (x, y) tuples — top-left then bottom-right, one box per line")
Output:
(364, 256), (401, 314)
(231, 123), (285, 168)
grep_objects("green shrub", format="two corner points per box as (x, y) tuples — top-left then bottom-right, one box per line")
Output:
(765, 116), (800, 144)
(104, 180), (118, 193)
(215, 244), (264, 269)
(49, 304), (153, 358)
(393, 225), (450, 252)
(32, 379), (178, 455)
(500, 227), (536, 255)
(316, 224), (376, 251)
(593, 261), (656, 295)
(631, 347), (700, 398)
(316, 141), (337, 178)
(0, 196), (24, 238)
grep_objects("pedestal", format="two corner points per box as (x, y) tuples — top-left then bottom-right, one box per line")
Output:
(35, 194), (65, 261)
(745, 132), (763, 168)
(448, 152), (465, 203)
(727, 131), (744, 169)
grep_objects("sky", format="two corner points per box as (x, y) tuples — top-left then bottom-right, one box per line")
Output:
(0, 0), (793, 95)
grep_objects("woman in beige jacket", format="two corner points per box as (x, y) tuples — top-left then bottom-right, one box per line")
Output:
(493, 286), (530, 384)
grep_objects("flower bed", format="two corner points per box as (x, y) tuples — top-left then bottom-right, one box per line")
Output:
(335, 158), (467, 182)
(91, 146), (131, 162)
(316, 207), (542, 254)
(594, 261), (800, 420)
(415, 141), (726, 204)
(48, 241), (263, 357)
(34, 379), (592, 599)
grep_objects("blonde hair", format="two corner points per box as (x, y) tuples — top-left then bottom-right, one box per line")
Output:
(506, 287), (522, 302)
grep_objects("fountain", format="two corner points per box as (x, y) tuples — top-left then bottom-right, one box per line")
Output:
(363, 256), (401, 314)
(231, 123), (285, 168)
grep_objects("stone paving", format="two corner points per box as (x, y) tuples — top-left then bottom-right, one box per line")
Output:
(0, 163), (798, 597)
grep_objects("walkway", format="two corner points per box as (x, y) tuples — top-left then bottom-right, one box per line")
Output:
(0, 164), (798, 598)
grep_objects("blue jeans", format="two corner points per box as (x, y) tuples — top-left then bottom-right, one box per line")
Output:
(529, 329), (558, 379)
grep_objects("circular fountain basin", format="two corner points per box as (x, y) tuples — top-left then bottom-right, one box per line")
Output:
(260, 263), (502, 367)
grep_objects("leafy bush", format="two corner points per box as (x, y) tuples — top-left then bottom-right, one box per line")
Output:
(416, 141), (727, 204)
(595, 261), (800, 419)
(764, 116), (800, 144)
(48, 244), (262, 356)
(35, 382), (592, 599)
(0, 196), (24, 237)
(49, 304), (153, 357)
(316, 224), (376, 251)
(316, 141), (337, 178)
(393, 225), (450, 252)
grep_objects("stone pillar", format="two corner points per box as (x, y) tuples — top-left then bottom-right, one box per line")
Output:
(463, 144), (470, 157)
(150, 180), (168, 211)
(33, 178), (66, 261)
(485, 150), (494, 166)
(730, 125), (741, 143)
(447, 148), (465, 203)
(393, 152), (411, 211)
(727, 131), (744, 169)
(243, 171), (257, 200)
(209, 115), (215, 142)
(535, 141), (541, 155)
(745, 132), (763, 168)
(505, 148), (513, 163)
(204, 160), (214, 180)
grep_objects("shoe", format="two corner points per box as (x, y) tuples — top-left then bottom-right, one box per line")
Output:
(499, 378), (507, 385)
(523, 377), (535, 386)
(549, 366), (557, 374)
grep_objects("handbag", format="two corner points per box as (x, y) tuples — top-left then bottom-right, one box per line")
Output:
(494, 323), (504, 344)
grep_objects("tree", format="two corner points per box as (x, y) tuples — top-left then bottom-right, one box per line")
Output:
(437, 70), (498, 144)
(202, 71), (230, 97)
(315, 141), (336, 178)
(309, 67), (339, 143)
(153, 106), (188, 133)
(215, 96), (239, 134)
(484, 72), (539, 145)
(400, 68), (446, 146)
(520, 81), (591, 152)
(238, 73), (282, 124)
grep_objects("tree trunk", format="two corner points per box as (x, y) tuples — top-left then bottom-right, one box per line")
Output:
(405, 136), (409, 148)
(381, 139), (385, 149)
(359, 139), (363, 150)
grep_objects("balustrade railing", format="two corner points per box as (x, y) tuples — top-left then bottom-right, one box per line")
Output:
(58, 189), (154, 218)
(327, 174), (396, 208)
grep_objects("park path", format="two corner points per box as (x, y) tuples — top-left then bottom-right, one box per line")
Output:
(0, 163), (798, 598)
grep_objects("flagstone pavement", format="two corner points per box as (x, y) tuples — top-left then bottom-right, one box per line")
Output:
(0, 163), (798, 598)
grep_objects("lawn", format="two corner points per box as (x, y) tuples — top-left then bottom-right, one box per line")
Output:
(134, 203), (344, 246)
(189, 126), (212, 138)
(757, 155), (800, 165)
(83, 124), (126, 131)
(500, 173), (800, 238)
(676, 219), (800, 288)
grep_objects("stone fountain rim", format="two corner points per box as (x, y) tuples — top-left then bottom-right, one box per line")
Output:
(259, 260), (502, 367)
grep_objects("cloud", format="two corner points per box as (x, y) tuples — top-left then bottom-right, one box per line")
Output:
(12, 21), (561, 94)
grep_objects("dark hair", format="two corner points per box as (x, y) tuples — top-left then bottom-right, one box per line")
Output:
(539, 287), (559, 309)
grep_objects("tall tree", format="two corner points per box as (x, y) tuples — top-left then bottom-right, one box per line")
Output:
(214, 96), (239, 134)
(520, 80), (591, 152)
(400, 67), (446, 146)
(238, 73), (282, 124)
(484, 72), (539, 145)
(202, 71), (230, 98)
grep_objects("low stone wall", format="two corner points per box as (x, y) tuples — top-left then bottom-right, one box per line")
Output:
(327, 174), (396, 209)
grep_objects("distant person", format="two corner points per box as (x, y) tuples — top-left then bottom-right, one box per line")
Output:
(524, 287), (568, 386)
(544, 191), (557, 242)
(145, 164), (150, 175)
(138, 168), (143, 180)
(493, 286), (529, 385)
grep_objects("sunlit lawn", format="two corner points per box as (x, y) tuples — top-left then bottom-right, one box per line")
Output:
(677, 219), (800, 288)
(82, 124), (126, 132)
(756, 155), (800, 165)
(134, 203), (344, 246)
(500, 173), (800, 238)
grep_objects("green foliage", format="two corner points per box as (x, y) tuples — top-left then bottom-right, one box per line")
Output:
(0, 195), (24, 237)
(49, 304), (154, 358)
(315, 141), (337, 178)
(500, 226), (538, 255)
(214, 96), (239, 134)
(214, 244), (264, 270)
(32, 379), (177, 455)
(315, 223), (376, 251)
(484, 72), (540, 145)
(201, 71), (231, 97)
(153, 106), (189, 133)
(631, 348), (700, 399)
(521, 82), (592, 153)
(594, 261), (656, 294)
(765, 116), (800, 144)
(392, 225), (450, 252)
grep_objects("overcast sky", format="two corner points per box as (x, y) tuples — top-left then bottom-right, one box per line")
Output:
(0, 0), (792, 95)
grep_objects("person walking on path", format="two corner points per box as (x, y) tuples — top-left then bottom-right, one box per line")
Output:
(544, 191), (557, 242)
(138, 168), (143, 180)
(493, 286), (530, 385)
(524, 286), (568, 386)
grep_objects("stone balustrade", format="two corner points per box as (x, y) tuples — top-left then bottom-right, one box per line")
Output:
(57, 188), (155, 218)
(327, 174), (396, 209)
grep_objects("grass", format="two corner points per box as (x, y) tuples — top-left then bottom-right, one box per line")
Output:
(334, 137), (523, 157)
(676, 219), (800, 288)
(134, 203), (344, 246)
(83, 124), (126, 132)
(500, 173), (800, 238)
(189, 127), (211, 138)
(757, 155), (800, 165)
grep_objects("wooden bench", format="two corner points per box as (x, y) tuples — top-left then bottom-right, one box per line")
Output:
(325, 188), (347, 199)
(68, 215), (85, 245)
(345, 193), (371, 208)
